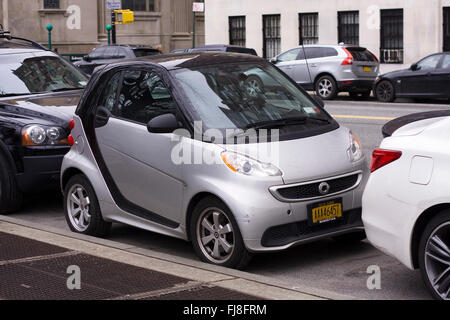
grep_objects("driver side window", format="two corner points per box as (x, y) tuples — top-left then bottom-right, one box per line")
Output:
(417, 55), (442, 71)
(114, 70), (177, 125)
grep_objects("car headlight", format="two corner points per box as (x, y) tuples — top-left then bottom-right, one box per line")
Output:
(221, 151), (282, 177)
(348, 131), (363, 162)
(22, 124), (68, 146)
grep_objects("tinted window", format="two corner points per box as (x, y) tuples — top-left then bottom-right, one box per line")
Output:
(98, 72), (121, 112)
(133, 49), (160, 57)
(0, 53), (88, 96)
(304, 47), (338, 59)
(441, 54), (450, 70)
(227, 47), (258, 56)
(417, 54), (442, 71)
(277, 48), (301, 62)
(114, 70), (176, 125)
(346, 47), (376, 62)
(89, 46), (107, 59)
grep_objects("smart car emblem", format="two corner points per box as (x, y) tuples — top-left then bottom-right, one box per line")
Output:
(318, 182), (331, 195)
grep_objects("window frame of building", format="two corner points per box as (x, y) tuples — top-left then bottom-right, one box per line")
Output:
(262, 14), (281, 59)
(380, 9), (404, 64)
(299, 13), (319, 45)
(121, 0), (156, 12)
(338, 11), (359, 45)
(43, 0), (60, 9)
(229, 16), (246, 47)
(444, 7), (450, 52)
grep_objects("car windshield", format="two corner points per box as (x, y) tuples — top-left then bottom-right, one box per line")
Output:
(0, 52), (88, 96)
(171, 62), (332, 132)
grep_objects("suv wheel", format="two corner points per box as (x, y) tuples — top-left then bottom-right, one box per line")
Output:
(190, 196), (251, 269)
(0, 152), (23, 214)
(376, 80), (395, 102)
(316, 75), (338, 100)
(418, 211), (450, 300)
(64, 174), (111, 237)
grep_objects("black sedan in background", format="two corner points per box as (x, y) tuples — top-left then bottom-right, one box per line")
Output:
(74, 45), (161, 75)
(375, 52), (450, 102)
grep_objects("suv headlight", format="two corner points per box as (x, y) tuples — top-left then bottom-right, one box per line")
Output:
(22, 124), (68, 146)
(348, 131), (363, 162)
(221, 151), (282, 177)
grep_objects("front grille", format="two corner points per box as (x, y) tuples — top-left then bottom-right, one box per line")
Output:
(261, 208), (363, 247)
(275, 173), (360, 200)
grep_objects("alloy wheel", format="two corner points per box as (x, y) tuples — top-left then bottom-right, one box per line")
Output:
(424, 221), (450, 300)
(376, 81), (394, 102)
(67, 184), (91, 232)
(318, 79), (333, 98)
(196, 207), (235, 264)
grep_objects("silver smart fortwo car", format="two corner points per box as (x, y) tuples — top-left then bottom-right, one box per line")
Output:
(61, 52), (368, 269)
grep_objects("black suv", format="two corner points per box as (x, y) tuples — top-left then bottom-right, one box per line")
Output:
(0, 29), (89, 213)
(74, 45), (161, 75)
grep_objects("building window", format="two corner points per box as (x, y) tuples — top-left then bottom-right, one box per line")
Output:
(121, 0), (155, 12)
(229, 16), (246, 47)
(380, 9), (404, 64)
(263, 14), (281, 59)
(44, 0), (60, 9)
(299, 13), (318, 45)
(338, 11), (359, 45)
(444, 7), (450, 52)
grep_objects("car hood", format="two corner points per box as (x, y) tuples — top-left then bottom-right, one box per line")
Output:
(0, 91), (81, 126)
(381, 68), (410, 78)
(222, 126), (361, 184)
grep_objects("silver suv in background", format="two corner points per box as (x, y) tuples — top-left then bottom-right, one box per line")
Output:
(271, 45), (380, 100)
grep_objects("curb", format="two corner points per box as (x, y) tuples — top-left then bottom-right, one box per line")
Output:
(0, 215), (357, 300)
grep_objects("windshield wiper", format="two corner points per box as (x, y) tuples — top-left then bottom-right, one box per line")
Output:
(49, 87), (85, 93)
(244, 116), (330, 130)
(0, 93), (32, 98)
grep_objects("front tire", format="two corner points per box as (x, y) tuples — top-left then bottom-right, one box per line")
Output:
(64, 174), (111, 237)
(0, 152), (23, 214)
(376, 80), (395, 102)
(190, 196), (251, 269)
(315, 75), (338, 100)
(418, 211), (450, 300)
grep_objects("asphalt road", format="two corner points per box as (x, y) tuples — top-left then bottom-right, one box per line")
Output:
(6, 97), (450, 300)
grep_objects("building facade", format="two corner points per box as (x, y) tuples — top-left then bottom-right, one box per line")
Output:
(0, 0), (204, 54)
(205, 0), (450, 66)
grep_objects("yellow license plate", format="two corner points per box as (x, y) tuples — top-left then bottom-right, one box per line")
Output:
(363, 66), (372, 72)
(310, 201), (343, 224)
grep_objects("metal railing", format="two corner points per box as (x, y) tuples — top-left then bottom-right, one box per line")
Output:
(380, 49), (404, 64)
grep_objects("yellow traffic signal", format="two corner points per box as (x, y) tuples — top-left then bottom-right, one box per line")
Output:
(114, 10), (134, 25)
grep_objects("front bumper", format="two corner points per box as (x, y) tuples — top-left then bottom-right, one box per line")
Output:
(338, 79), (375, 92)
(16, 154), (66, 193)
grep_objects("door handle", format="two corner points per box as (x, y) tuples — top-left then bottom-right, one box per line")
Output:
(95, 106), (111, 128)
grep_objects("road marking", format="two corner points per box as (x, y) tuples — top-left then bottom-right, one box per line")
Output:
(332, 114), (395, 120)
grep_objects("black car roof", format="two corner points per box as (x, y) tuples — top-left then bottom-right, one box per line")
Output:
(105, 51), (265, 71)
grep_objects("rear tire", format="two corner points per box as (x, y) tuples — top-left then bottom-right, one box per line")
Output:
(333, 231), (366, 244)
(316, 75), (338, 100)
(190, 196), (252, 269)
(418, 211), (450, 300)
(0, 152), (23, 214)
(375, 80), (395, 102)
(64, 174), (111, 237)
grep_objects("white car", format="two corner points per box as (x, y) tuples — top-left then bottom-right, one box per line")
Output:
(363, 112), (450, 300)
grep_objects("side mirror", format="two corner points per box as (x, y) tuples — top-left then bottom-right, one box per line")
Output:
(269, 57), (278, 64)
(147, 113), (180, 134)
(312, 95), (325, 108)
(83, 55), (91, 62)
(411, 63), (419, 71)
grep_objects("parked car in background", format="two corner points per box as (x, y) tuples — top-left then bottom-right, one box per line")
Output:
(61, 52), (367, 269)
(74, 45), (161, 75)
(271, 45), (380, 100)
(171, 45), (258, 56)
(375, 52), (450, 103)
(0, 30), (88, 213)
(363, 111), (450, 300)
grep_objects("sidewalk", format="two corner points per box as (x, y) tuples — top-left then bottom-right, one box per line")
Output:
(0, 216), (355, 300)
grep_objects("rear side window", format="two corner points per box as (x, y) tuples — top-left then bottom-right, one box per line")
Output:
(304, 47), (338, 59)
(346, 47), (376, 62)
